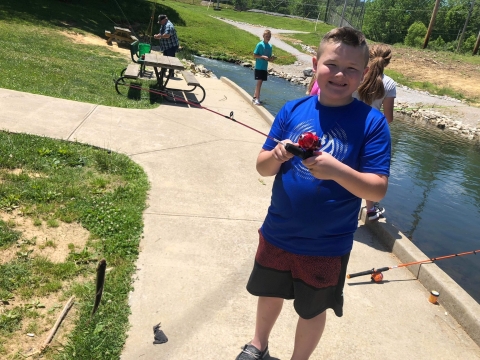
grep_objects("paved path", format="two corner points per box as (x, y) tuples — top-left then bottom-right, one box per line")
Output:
(1, 78), (479, 359)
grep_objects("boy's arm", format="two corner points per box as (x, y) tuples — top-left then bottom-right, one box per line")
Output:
(256, 142), (295, 177)
(303, 152), (388, 201)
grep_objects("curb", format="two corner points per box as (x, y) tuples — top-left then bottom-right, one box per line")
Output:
(220, 77), (274, 125)
(359, 208), (480, 347)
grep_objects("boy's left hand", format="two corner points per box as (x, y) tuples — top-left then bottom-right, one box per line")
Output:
(302, 152), (342, 180)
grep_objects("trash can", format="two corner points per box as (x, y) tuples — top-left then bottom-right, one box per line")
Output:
(139, 43), (151, 57)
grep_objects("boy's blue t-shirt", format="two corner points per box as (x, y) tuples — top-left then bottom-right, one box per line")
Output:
(254, 41), (272, 71)
(261, 96), (391, 256)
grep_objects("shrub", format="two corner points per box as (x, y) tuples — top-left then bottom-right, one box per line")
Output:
(429, 36), (446, 51)
(405, 21), (427, 48)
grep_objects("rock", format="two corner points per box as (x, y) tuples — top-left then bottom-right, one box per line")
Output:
(303, 68), (314, 77)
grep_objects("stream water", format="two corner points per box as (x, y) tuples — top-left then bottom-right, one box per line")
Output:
(194, 56), (480, 304)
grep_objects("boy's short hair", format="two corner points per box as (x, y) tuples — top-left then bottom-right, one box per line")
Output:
(317, 27), (369, 67)
(263, 29), (271, 36)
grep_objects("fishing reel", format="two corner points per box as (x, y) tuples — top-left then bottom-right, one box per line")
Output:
(370, 270), (384, 283)
(285, 132), (320, 160)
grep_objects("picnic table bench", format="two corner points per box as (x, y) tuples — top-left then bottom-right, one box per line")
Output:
(105, 26), (138, 45)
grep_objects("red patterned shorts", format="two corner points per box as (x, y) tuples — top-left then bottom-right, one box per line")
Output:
(246, 231), (350, 319)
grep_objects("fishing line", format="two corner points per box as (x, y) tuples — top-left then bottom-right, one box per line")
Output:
(100, 11), (119, 26)
(112, 0), (138, 38)
(116, 82), (314, 159)
(347, 249), (479, 283)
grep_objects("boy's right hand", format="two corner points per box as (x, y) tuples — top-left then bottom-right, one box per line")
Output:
(273, 140), (295, 163)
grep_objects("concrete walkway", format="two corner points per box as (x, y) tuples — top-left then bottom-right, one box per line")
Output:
(1, 78), (479, 359)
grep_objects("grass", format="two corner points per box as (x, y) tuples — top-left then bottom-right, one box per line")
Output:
(0, 131), (149, 359)
(385, 69), (469, 102)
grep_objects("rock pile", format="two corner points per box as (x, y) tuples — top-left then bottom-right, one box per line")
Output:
(395, 102), (480, 142)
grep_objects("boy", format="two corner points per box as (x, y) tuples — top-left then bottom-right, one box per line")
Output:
(236, 27), (391, 360)
(252, 30), (274, 106)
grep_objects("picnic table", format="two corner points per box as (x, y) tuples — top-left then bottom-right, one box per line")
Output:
(143, 53), (186, 89)
(105, 26), (138, 45)
(114, 52), (206, 104)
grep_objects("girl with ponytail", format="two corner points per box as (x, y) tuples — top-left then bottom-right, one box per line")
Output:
(354, 44), (397, 220)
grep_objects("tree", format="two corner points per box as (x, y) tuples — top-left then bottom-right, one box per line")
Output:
(405, 21), (428, 47)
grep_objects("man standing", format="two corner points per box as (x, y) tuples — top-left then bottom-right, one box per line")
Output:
(154, 14), (179, 78)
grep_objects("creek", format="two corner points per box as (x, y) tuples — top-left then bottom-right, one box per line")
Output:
(194, 56), (480, 304)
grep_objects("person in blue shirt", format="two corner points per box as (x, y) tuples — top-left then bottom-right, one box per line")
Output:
(236, 27), (391, 360)
(252, 30), (275, 106)
(154, 14), (179, 78)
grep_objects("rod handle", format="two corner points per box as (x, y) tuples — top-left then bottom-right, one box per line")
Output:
(346, 268), (375, 279)
(285, 143), (314, 160)
(347, 267), (390, 279)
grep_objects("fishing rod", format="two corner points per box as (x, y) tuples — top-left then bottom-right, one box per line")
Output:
(112, 0), (138, 39)
(347, 249), (480, 283)
(117, 82), (319, 159)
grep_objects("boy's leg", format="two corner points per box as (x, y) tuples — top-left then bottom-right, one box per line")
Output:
(291, 311), (327, 360)
(254, 79), (263, 100)
(250, 296), (284, 352)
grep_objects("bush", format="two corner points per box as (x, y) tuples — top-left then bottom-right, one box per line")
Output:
(405, 21), (427, 48)
(429, 36), (446, 51)
(462, 34), (477, 54)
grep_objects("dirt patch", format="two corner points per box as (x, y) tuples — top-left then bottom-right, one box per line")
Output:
(0, 207), (90, 358)
(62, 31), (131, 60)
(389, 47), (480, 104)
(0, 211), (90, 265)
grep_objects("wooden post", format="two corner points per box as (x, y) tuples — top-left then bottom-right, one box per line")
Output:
(423, 0), (442, 49)
(473, 30), (480, 55)
(456, 0), (476, 53)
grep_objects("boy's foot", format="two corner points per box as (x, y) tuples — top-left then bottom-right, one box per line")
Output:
(235, 343), (269, 360)
(253, 99), (261, 106)
(374, 203), (385, 215)
(367, 204), (385, 221)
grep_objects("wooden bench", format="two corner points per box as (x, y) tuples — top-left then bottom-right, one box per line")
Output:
(180, 70), (206, 104)
(123, 64), (140, 79)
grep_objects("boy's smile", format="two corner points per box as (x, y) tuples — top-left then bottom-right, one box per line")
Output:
(314, 42), (368, 107)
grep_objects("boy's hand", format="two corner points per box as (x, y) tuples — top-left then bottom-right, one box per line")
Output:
(302, 151), (342, 180)
(273, 140), (295, 163)
(269, 55), (276, 61)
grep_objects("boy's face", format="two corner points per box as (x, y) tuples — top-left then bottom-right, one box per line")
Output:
(263, 32), (271, 43)
(314, 42), (368, 107)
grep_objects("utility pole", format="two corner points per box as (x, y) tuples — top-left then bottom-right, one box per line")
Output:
(340, 0), (348, 27)
(456, 0), (476, 52)
(324, 0), (331, 23)
(423, 0), (441, 49)
(473, 29), (480, 55)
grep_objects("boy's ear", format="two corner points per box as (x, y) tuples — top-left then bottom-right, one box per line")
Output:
(312, 56), (317, 71)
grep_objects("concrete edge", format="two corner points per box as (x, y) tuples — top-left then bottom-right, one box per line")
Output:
(359, 207), (480, 347)
(220, 77), (275, 125)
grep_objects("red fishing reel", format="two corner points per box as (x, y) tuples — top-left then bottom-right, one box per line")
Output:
(371, 271), (384, 283)
(285, 132), (320, 159)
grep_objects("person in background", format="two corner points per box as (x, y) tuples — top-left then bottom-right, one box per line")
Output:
(236, 27), (391, 360)
(252, 30), (275, 106)
(353, 43), (396, 221)
(306, 57), (320, 96)
(153, 14), (179, 78)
